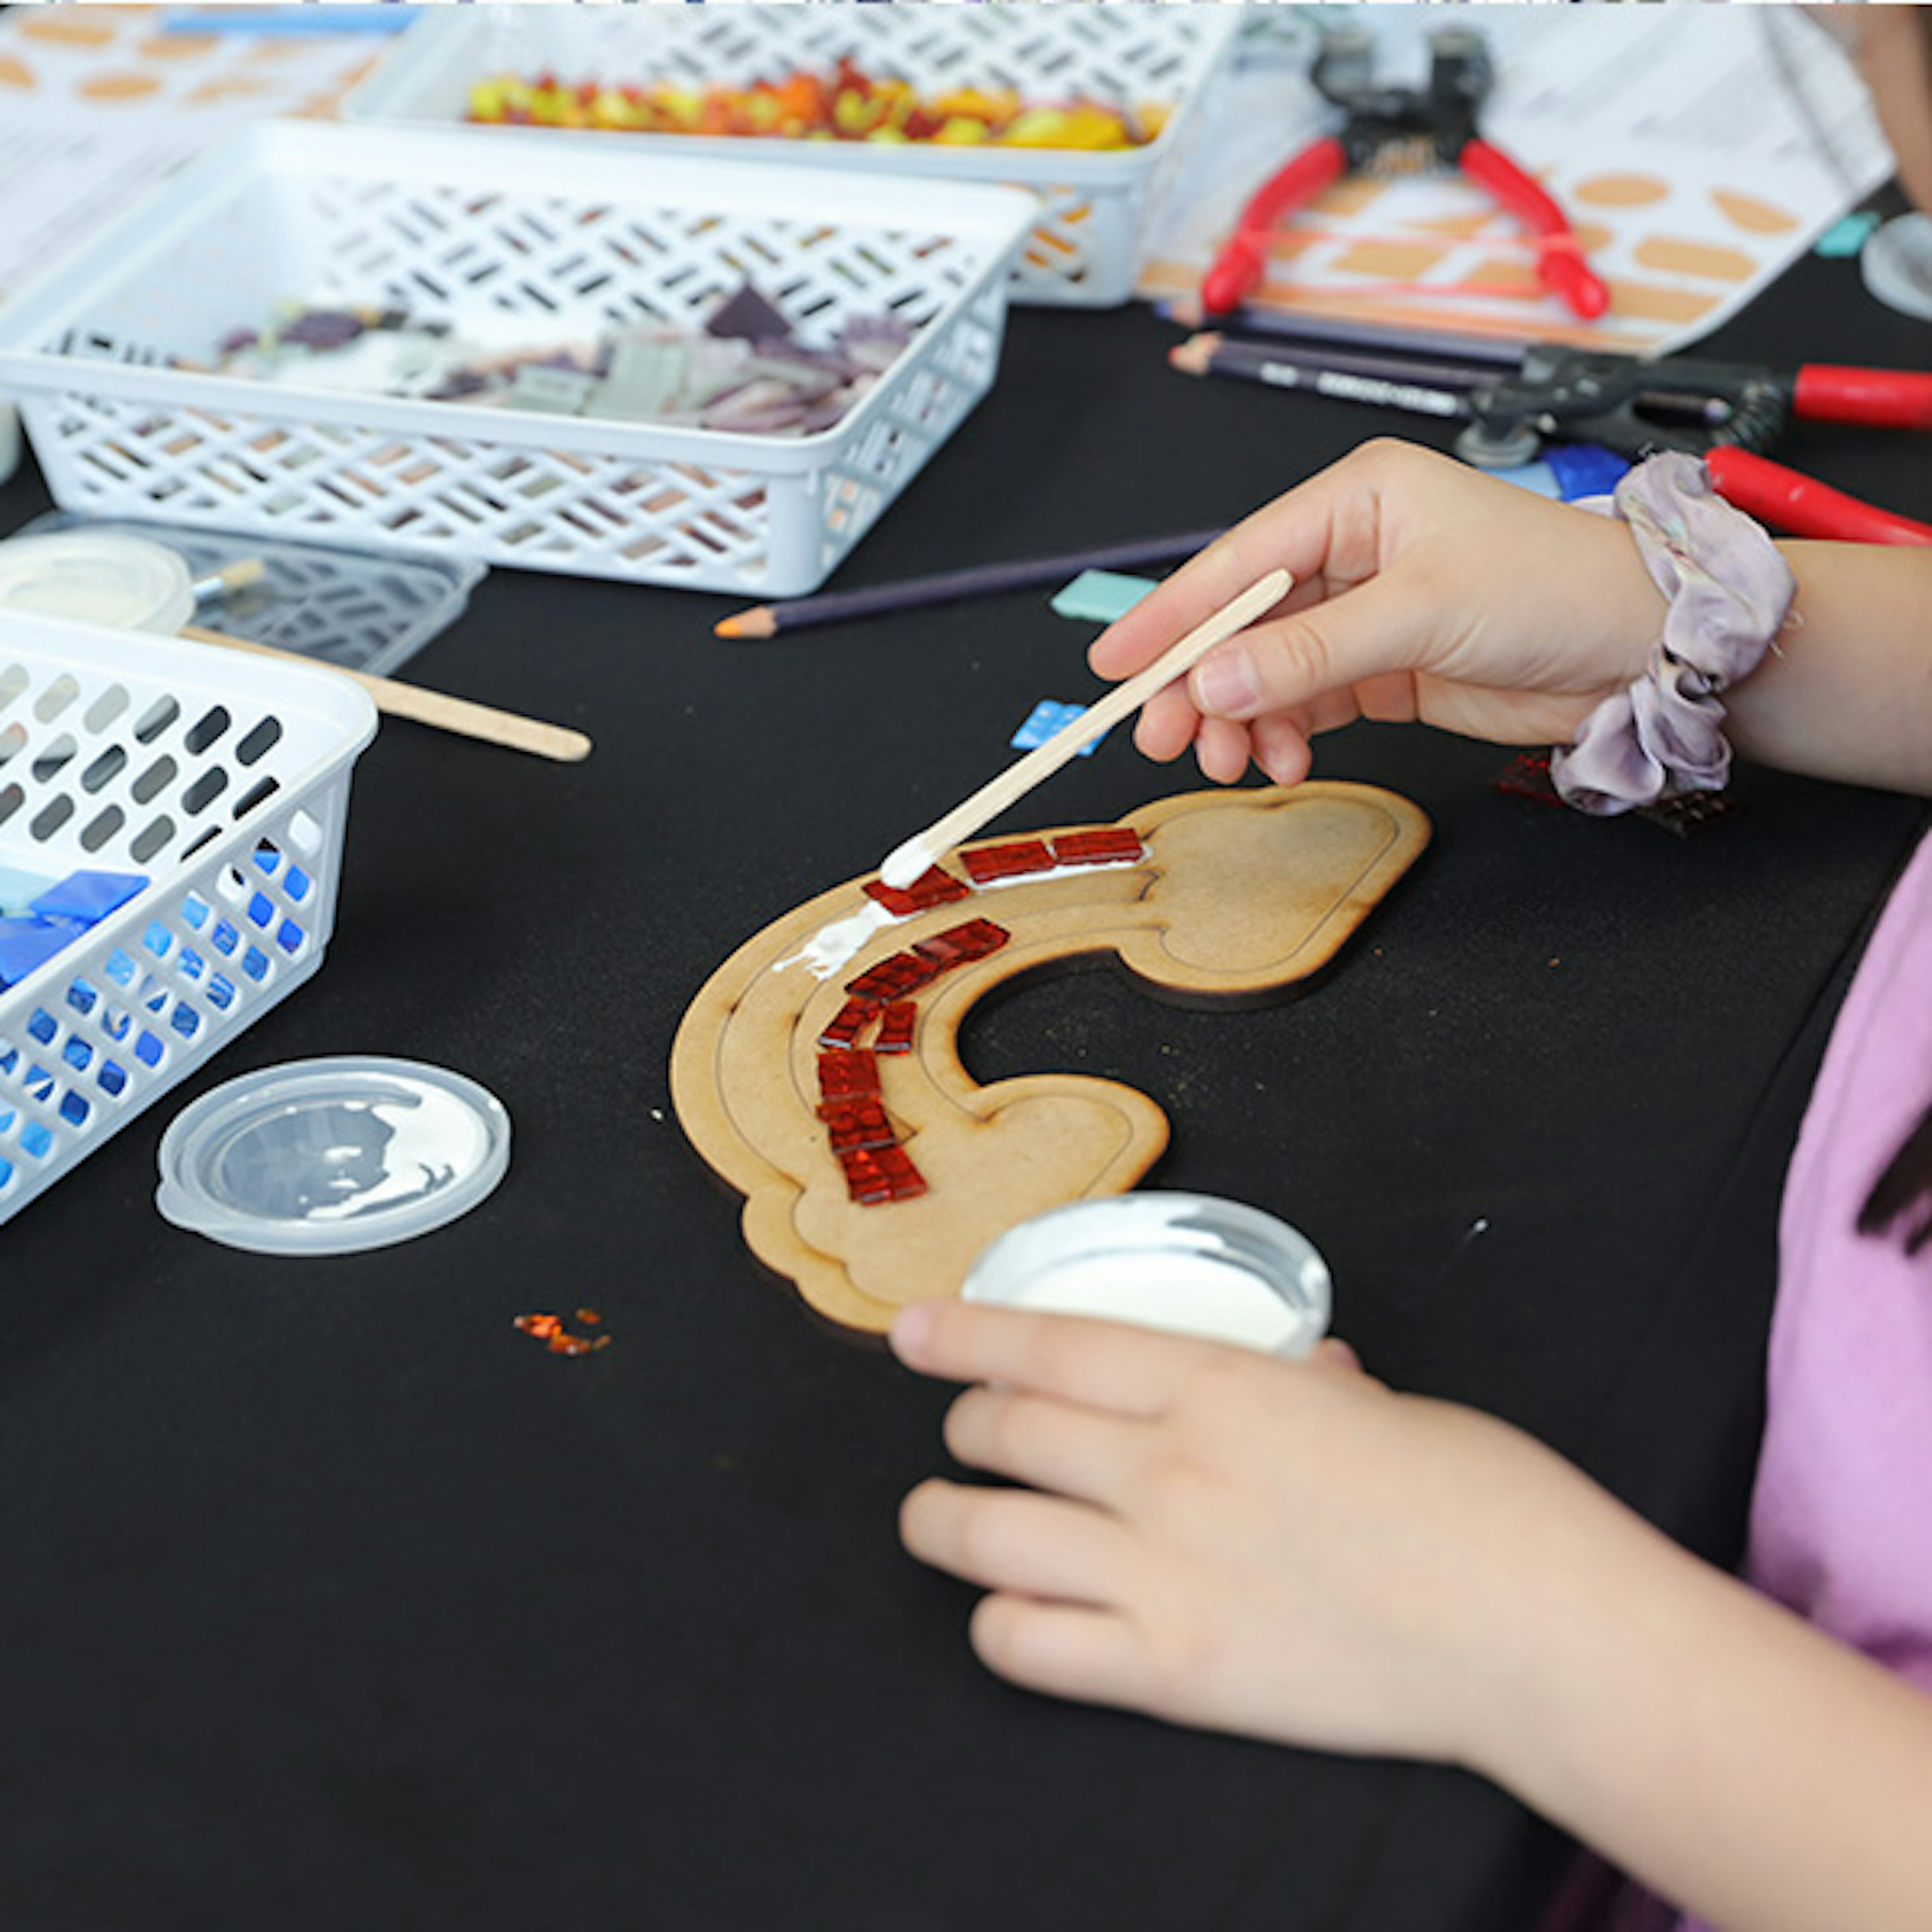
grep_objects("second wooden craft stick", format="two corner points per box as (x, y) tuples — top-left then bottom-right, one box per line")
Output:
(877, 569), (1291, 888)
(180, 625), (592, 764)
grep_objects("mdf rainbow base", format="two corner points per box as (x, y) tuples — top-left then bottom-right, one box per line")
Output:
(669, 782), (1429, 1336)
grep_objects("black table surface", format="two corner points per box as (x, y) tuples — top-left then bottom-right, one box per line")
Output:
(3, 225), (1926, 1932)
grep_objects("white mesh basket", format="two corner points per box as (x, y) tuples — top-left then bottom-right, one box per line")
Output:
(0, 613), (376, 1228)
(0, 121), (1035, 596)
(341, 3), (1243, 307)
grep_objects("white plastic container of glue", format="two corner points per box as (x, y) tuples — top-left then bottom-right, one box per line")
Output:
(963, 1192), (1332, 1357)
(0, 530), (195, 634)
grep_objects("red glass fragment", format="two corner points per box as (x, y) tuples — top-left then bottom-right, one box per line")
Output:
(863, 867), (970, 917)
(923, 917), (1008, 962)
(1050, 827), (1146, 866)
(1492, 752), (1563, 807)
(838, 1147), (897, 1204)
(874, 1001), (917, 1055)
(840, 1142), (927, 1204)
(913, 928), (968, 968)
(846, 950), (939, 1002)
(876, 1145), (927, 1201)
(960, 838), (1054, 883)
(818, 995), (878, 1051)
(818, 1049), (880, 1102)
(824, 1098), (896, 1153)
(515, 1312), (610, 1355)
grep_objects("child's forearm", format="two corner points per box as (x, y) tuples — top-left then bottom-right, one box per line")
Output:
(1726, 542), (1932, 797)
(1477, 1524), (1932, 1931)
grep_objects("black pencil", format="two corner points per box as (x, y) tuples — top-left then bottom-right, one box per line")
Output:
(713, 528), (1226, 639)
(1169, 331), (1488, 420)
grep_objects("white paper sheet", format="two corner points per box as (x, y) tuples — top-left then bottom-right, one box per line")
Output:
(1138, 6), (1895, 356)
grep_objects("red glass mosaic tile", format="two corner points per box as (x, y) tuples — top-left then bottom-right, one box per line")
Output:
(846, 950), (940, 1002)
(874, 1001), (917, 1055)
(1050, 827), (1146, 866)
(876, 1145), (927, 1202)
(863, 867), (970, 917)
(817, 995), (878, 1051)
(817, 1049), (880, 1103)
(838, 1146), (898, 1204)
(842, 1143), (928, 1204)
(960, 839), (1055, 884)
(912, 928), (968, 969)
(924, 917), (1008, 962)
(824, 1097), (896, 1153)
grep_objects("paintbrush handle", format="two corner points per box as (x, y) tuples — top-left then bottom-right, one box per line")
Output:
(180, 625), (591, 764)
(884, 569), (1289, 882)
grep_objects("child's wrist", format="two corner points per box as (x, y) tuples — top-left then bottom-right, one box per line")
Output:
(1552, 453), (1796, 816)
(1444, 1496), (1698, 1792)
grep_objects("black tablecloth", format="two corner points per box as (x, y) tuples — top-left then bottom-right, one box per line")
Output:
(2, 213), (1926, 1932)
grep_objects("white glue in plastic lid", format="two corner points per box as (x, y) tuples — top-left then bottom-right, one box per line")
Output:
(962, 1191), (1331, 1356)
(0, 531), (196, 635)
(156, 1056), (511, 1256)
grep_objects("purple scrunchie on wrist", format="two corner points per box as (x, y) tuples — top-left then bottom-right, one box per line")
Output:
(1551, 451), (1796, 816)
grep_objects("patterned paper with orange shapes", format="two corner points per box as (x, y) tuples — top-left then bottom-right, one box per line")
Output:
(0, 5), (380, 119)
(1138, 6), (1893, 356)
(0, 7), (384, 313)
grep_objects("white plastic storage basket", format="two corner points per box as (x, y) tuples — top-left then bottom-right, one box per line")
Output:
(0, 613), (376, 1228)
(0, 122), (1035, 597)
(342, 3), (1243, 308)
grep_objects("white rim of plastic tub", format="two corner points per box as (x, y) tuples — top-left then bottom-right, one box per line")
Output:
(0, 531), (195, 635)
(962, 1191), (1332, 1357)
(1862, 212), (1932, 322)
(156, 1055), (511, 1256)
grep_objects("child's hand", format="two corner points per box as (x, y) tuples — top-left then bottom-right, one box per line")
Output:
(1090, 439), (1664, 786)
(891, 1296), (1666, 1773)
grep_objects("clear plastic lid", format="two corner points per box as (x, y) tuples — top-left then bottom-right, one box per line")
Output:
(15, 511), (486, 676)
(156, 1056), (511, 1256)
(962, 1191), (1331, 1357)
(0, 530), (195, 635)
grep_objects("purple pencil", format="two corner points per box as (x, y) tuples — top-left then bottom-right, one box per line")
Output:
(712, 528), (1225, 639)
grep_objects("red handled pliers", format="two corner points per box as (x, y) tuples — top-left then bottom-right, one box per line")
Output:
(1201, 25), (1608, 325)
(1459, 349), (1932, 543)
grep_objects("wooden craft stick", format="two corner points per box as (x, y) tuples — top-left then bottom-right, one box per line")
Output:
(877, 569), (1291, 888)
(179, 625), (592, 764)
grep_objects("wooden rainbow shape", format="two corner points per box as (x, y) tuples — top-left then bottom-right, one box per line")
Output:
(670, 781), (1429, 1335)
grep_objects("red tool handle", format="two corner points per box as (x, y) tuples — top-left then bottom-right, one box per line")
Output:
(1793, 364), (1932, 431)
(1200, 135), (1347, 317)
(1460, 137), (1609, 321)
(1707, 446), (1932, 546)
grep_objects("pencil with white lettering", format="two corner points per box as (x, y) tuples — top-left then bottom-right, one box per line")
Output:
(1168, 331), (1490, 422)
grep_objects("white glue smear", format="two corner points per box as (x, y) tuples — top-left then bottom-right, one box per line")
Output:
(776, 901), (896, 981)
(774, 855), (1146, 983)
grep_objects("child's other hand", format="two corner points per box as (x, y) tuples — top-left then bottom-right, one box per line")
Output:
(891, 1296), (1661, 1774)
(1090, 439), (1663, 786)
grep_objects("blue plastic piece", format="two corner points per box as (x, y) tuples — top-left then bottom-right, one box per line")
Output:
(31, 870), (147, 926)
(0, 865), (56, 918)
(1543, 444), (1633, 503)
(1049, 570), (1157, 623)
(1816, 211), (1879, 259)
(0, 917), (81, 989)
(1012, 699), (1105, 757)
(1493, 443), (1630, 506)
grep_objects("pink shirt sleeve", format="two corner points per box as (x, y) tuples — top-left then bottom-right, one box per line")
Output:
(1747, 828), (1932, 1682)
